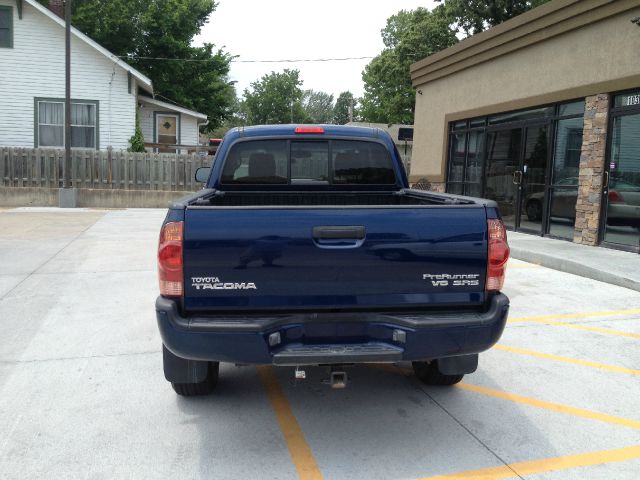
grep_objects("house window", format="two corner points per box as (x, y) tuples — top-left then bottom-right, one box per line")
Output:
(71, 103), (97, 148)
(0, 6), (12, 48)
(38, 101), (64, 147)
(35, 99), (99, 149)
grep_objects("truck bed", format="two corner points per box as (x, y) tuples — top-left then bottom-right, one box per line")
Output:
(185, 189), (478, 208)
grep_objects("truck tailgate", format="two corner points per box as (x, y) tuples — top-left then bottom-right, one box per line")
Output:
(183, 206), (487, 312)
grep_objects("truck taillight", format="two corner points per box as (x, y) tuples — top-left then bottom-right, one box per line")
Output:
(486, 219), (509, 292)
(294, 126), (324, 134)
(158, 221), (184, 297)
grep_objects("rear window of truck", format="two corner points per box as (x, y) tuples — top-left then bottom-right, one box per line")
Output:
(220, 140), (396, 185)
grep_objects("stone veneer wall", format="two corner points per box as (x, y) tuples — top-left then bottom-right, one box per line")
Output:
(428, 182), (446, 193)
(574, 94), (609, 245)
(410, 179), (446, 192)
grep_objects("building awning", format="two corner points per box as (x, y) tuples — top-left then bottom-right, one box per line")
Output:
(138, 96), (208, 121)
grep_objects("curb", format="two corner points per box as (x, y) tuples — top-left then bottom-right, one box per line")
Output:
(510, 246), (640, 293)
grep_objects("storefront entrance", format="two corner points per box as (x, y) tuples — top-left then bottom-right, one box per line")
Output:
(601, 91), (640, 252)
(485, 124), (549, 234)
(447, 101), (585, 241)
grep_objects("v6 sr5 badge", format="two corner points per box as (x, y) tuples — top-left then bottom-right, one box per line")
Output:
(423, 273), (480, 287)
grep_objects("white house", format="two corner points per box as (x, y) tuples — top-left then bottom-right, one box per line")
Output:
(138, 96), (208, 153)
(0, 0), (207, 152)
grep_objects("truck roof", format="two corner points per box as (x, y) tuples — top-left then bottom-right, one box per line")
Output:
(227, 124), (386, 140)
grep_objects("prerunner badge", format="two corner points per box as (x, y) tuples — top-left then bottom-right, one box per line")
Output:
(423, 273), (480, 287)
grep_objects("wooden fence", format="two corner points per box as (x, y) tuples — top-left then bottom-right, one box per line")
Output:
(0, 147), (212, 191)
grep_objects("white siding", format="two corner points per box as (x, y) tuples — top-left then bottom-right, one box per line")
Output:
(180, 115), (199, 148)
(0, 1), (136, 150)
(139, 104), (154, 145)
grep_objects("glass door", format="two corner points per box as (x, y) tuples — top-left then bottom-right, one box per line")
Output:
(547, 117), (583, 239)
(485, 128), (522, 230)
(602, 111), (640, 251)
(519, 124), (550, 234)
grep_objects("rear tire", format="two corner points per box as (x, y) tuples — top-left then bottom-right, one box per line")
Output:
(171, 362), (219, 396)
(412, 360), (464, 386)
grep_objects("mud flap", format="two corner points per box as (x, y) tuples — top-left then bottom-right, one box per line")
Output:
(162, 345), (209, 383)
(438, 354), (478, 375)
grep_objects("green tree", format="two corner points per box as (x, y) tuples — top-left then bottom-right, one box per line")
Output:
(242, 70), (306, 125)
(333, 91), (358, 125)
(128, 111), (146, 152)
(360, 7), (457, 125)
(39, 0), (235, 131)
(209, 93), (248, 137)
(301, 90), (334, 124)
(436, 0), (550, 36)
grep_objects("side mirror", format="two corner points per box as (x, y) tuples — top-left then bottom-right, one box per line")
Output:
(195, 167), (211, 184)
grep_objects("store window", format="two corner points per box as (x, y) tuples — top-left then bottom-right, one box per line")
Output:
(445, 122), (484, 197)
(446, 100), (585, 240)
(603, 91), (640, 251)
(547, 116), (583, 239)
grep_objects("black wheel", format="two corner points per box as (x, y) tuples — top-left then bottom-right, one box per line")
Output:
(412, 360), (464, 386)
(526, 200), (542, 221)
(171, 362), (219, 396)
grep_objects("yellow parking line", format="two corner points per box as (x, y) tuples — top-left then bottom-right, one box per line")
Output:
(370, 365), (640, 428)
(418, 444), (640, 480)
(494, 344), (640, 376)
(456, 383), (640, 430)
(509, 309), (640, 339)
(257, 366), (323, 480)
(537, 320), (640, 339)
(510, 308), (640, 323)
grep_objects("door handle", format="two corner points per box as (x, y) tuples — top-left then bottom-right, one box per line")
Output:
(312, 226), (366, 249)
(312, 226), (365, 240)
(603, 171), (609, 189)
(513, 170), (523, 185)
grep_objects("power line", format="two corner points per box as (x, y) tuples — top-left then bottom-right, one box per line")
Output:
(234, 56), (375, 63)
(118, 55), (376, 63)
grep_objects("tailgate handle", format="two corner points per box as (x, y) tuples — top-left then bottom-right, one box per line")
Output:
(312, 226), (365, 240)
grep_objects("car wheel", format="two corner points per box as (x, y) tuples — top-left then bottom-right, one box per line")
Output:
(172, 362), (219, 396)
(412, 360), (464, 386)
(526, 200), (542, 221)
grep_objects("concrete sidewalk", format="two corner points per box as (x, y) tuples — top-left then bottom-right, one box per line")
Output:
(508, 231), (640, 292)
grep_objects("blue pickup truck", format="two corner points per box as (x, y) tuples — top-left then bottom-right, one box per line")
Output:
(156, 125), (510, 395)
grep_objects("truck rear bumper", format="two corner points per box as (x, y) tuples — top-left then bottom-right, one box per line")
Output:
(156, 293), (509, 364)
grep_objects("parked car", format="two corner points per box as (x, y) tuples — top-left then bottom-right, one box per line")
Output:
(525, 177), (640, 227)
(156, 125), (510, 395)
(606, 179), (640, 228)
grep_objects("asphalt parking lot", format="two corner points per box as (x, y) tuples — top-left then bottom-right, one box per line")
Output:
(0, 208), (639, 479)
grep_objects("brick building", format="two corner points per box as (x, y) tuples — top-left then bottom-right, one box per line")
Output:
(410, 0), (640, 252)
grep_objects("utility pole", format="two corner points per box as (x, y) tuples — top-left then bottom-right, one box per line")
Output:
(64, 0), (71, 188)
(59, 0), (76, 207)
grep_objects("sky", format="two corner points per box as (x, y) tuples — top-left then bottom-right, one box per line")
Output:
(194, 0), (438, 100)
